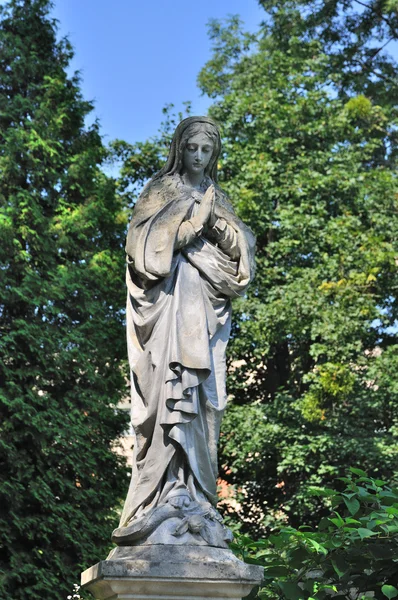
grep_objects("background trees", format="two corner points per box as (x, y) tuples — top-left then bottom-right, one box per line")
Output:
(1, 0), (397, 597)
(115, 1), (398, 534)
(0, 1), (128, 598)
(199, 1), (398, 532)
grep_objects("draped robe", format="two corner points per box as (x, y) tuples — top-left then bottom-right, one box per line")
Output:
(119, 174), (255, 528)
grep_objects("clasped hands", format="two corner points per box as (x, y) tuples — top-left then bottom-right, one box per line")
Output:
(190, 184), (217, 233)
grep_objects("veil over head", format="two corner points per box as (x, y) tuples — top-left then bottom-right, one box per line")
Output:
(152, 116), (221, 183)
(126, 116), (255, 281)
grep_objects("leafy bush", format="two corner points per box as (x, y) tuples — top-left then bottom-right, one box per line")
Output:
(232, 470), (398, 600)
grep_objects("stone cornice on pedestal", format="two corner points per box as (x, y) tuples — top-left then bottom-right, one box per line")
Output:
(81, 545), (264, 600)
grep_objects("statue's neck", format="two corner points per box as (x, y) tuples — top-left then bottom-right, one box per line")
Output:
(181, 171), (204, 190)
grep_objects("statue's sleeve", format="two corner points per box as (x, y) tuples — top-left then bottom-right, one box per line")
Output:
(206, 218), (240, 260)
(212, 199), (256, 284)
(174, 221), (197, 250)
(125, 187), (193, 280)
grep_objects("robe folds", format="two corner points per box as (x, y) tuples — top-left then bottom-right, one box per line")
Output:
(119, 174), (256, 528)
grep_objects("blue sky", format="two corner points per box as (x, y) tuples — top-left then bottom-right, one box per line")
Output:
(52, 1), (265, 145)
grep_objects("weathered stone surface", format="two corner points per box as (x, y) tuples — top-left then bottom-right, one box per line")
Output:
(80, 118), (262, 600)
(112, 501), (233, 548)
(115, 117), (256, 548)
(81, 545), (263, 600)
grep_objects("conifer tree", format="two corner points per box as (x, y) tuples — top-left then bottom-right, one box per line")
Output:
(0, 1), (128, 597)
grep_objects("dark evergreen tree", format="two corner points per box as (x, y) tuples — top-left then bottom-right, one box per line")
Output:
(0, 1), (129, 598)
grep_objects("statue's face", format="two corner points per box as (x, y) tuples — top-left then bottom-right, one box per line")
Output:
(182, 131), (214, 177)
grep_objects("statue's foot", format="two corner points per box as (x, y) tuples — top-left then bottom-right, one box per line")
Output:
(166, 484), (192, 509)
(168, 493), (191, 509)
(111, 498), (233, 548)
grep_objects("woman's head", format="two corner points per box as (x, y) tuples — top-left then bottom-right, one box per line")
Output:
(153, 117), (221, 182)
(181, 126), (215, 180)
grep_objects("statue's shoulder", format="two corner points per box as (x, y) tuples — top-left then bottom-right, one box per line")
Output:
(142, 174), (182, 201)
(139, 176), (166, 199)
(131, 175), (180, 224)
(213, 182), (236, 215)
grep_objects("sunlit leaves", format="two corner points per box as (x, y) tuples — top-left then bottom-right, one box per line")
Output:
(234, 472), (398, 600)
(197, 5), (398, 533)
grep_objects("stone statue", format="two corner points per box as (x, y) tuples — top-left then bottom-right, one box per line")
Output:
(112, 116), (256, 549)
(81, 117), (262, 599)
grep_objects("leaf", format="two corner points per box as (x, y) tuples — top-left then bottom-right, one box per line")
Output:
(331, 556), (349, 579)
(349, 468), (368, 478)
(245, 556), (266, 566)
(306, 538), (328, 555)
(249, 540), (270, 548)
(278, 581), (305, 600)
(385, 525), (398, 534)
(288, 547), (311, 568)
(229, 542), (243, 552)
(237, 535), (256, 547)
(337, 477), (352, 484)
(343, 496), (360, 516)
(317, 584), (338, 592)
(263, 565), (291, 578)
(382, 586), (398, 599)
(308, 487), (336, 497)
(357, 528), (378, 539)
(345, 518), (361, 524)
(330, 512), (344, 528)
(269, 534), (287, 549)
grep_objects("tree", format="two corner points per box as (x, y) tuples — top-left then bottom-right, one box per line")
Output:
(258, 0), (398, 106)
(0, 1), (129, 598)
(197, 3), (398, 532)
(111, 1), (398, 536)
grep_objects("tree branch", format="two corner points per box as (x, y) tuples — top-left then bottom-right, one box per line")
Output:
(353, 0), (398, 37)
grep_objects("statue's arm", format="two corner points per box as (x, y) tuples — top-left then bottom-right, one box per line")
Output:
(207, 218), (240, 260)
(174, 220), (201, 250)
(175, 216), (241, 260)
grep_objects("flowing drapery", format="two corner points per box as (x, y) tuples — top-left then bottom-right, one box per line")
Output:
(119, 175), (255, 528)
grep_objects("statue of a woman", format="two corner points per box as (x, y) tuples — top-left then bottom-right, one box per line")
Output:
(112, 117), (255, 549)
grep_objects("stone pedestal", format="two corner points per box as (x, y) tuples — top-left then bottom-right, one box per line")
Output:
(81, 545), (263, 600)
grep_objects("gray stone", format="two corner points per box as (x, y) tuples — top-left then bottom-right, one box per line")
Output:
(112, 500), (233, 549)
(80, 117), (262, 599)
(116, 116), (256, 548)
(81, 545), (263, 600)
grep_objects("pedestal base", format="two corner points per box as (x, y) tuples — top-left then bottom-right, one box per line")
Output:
(81, 545), (263, 600)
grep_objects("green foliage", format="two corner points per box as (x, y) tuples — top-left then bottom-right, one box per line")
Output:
(0, 1), (129, 598)
(233, 472), (398, 600)
(258, 0), (398, 107)
(110, 103), (192, 209)
(110, 0), (398, 537)
(196, 3), (398, 532)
